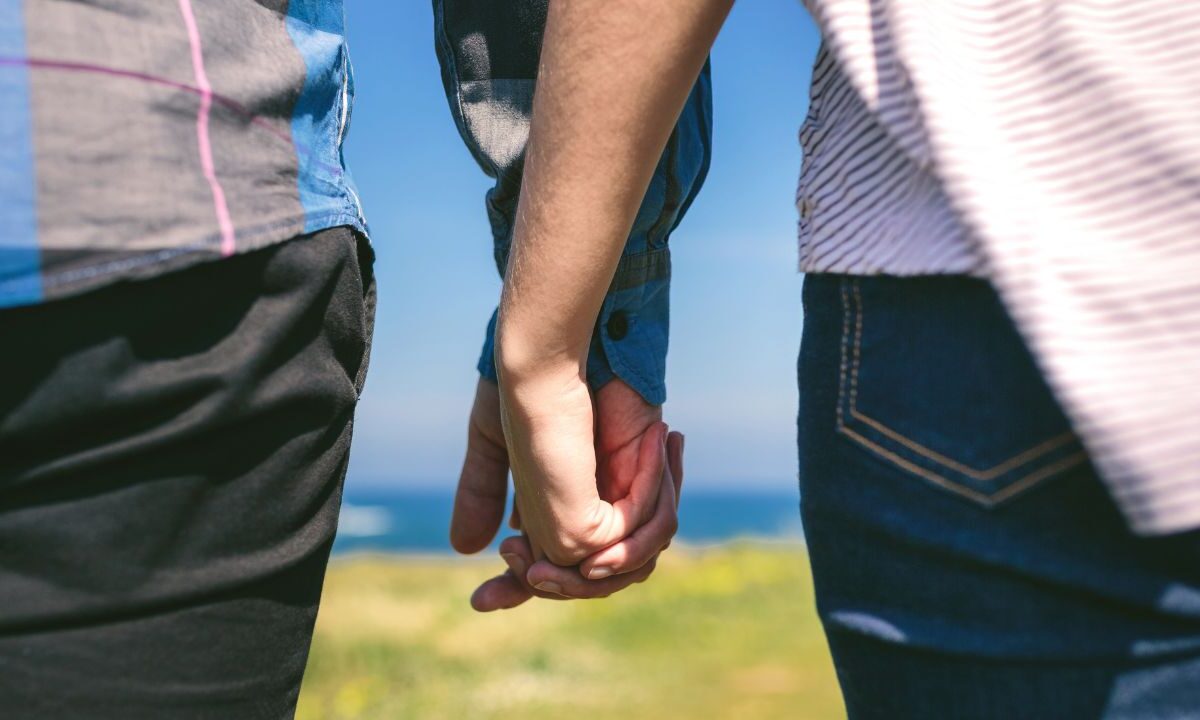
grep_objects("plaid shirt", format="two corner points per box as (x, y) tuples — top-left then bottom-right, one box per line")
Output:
(0, 0), (366, 308)
(434, 0), (713, 405)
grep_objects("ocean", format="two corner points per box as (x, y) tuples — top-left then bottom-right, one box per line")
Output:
(332, 487), (803, 555)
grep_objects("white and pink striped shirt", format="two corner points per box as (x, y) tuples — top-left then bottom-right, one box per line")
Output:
(798, 0), (1200, 534)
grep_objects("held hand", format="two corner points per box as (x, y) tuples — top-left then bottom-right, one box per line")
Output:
(518, 420), (684, 599)
(497, 365), (663, 568)
(450, 377), (684, 611)
(455, 0), (726, 608)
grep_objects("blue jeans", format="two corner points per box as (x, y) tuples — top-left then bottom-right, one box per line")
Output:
(798, 275), (1200, 719)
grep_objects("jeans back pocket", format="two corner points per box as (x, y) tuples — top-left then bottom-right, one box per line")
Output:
(835, 277), (1088, 506)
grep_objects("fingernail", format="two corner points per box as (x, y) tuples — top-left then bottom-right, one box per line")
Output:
(588, 566), (613, 580)
(533, 581), (564, 595)
(500, 553), (526, 576)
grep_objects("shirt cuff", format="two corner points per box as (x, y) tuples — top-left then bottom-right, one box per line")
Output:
(477, 246), (671, 406)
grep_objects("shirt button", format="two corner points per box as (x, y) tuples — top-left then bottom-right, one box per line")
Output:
(606, 310), (629, 341)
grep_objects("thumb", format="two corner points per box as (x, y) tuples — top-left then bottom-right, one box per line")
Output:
(450, 380), (511, 554)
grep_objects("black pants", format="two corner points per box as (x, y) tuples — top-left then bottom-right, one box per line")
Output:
(0, 227), (375, 719)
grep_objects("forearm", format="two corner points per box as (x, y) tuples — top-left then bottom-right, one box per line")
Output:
(496, 0), (731, 388)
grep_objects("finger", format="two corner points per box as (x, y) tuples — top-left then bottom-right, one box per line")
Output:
(469, 571), (534, 612)
(469, 537), (563, 612)
(504, 496), (543, 562)
(510, 498), (547, 563)
(597, 422), (668, 546)
(450, 380), (510, 554)
(579, 450), (678, 579)
(668, 431), (685, 509)
(660, 430), (685, 550)
(499, 534), (534, 574)
(525, 556), (659, 599)
(451, 434), (510, 553)
(499, 535), (570, 600)
(508, 502), (521, 530)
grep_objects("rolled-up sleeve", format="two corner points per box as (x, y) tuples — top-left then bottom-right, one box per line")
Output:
(435, 0), (712, 405)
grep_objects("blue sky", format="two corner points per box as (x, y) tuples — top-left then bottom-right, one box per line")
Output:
(343, 1), (821, 492)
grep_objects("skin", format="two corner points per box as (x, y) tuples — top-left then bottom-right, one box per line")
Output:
(495, 0), (732, 567)
(452, 378), (684, 611)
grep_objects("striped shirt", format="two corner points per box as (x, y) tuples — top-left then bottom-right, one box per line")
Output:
(798, 0), (1200, 535)
(0, 0), (366, 308)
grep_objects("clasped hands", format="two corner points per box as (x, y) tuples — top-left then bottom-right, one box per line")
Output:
(451, 374), (683, 611)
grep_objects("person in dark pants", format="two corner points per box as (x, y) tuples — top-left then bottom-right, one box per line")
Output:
(0, 228), (374, 717)
(0, 2), (685, 715)
(2, 2), (373, 715)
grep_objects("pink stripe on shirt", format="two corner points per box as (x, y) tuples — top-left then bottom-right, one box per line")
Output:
(177, 0), (236, 256)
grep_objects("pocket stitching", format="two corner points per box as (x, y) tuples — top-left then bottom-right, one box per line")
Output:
(835, 278), (1086, 505)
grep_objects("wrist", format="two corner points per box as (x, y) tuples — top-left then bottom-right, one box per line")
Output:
(495, 318), (588, 391)
(496, 357), (587, 425)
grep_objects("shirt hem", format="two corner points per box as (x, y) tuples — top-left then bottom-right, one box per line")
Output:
(0, 210), (369, 310)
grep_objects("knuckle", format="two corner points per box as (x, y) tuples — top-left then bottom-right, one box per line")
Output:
(541, 507), (614, 566)
(544, 535), (590, 567)
(497, 538), (524, 556)
(664, 513), (680, 537)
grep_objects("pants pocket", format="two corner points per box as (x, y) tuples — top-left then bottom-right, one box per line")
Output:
(834, 276), (1088, 506)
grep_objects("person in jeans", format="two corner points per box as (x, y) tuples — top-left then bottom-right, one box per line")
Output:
(478, 1), (1200, 717)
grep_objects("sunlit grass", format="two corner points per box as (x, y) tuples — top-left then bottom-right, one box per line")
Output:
(297, 544), (845, 720)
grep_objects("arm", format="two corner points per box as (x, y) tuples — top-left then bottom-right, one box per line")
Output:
(434, 0), (715, 604)
(433, 0), (713, 405)
(497, 0), (732, 564)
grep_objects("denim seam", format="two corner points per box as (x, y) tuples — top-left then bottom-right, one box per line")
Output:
(835, 278), (1087, 505)
(840, 425), (1090, 507)
(849, 279), (1076, 479)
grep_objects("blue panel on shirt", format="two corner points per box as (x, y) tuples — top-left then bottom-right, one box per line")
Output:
(285, 0), (366, 235)
(0, 1), (43, 305)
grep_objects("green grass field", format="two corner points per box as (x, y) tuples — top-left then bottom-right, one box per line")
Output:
(297, 544), (845, 720)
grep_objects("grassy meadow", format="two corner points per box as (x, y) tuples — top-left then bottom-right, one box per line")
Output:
(297, 544), (845, 720)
